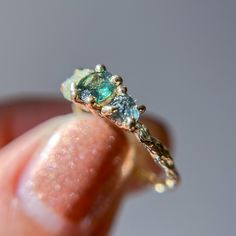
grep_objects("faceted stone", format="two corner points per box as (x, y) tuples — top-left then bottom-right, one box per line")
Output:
(109, 94), (140, 123)
(61, 68), (93, 101)
(77, 71), (115, 104)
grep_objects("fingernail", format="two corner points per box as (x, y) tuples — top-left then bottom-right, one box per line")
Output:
(17, 114), (133, 234)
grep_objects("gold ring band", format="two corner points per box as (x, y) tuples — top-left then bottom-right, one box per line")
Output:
(61, 64), (180, 193)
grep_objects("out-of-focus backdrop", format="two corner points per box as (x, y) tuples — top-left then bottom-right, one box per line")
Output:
(0, 1), (235, 235)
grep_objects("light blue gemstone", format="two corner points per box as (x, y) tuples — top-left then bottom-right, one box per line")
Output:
(109, 95), (140, 123)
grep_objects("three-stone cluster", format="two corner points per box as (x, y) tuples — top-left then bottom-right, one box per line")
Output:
(62, 66), (140, 126)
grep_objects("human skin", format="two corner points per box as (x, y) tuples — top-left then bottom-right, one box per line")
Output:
(0, 98), (170, 236)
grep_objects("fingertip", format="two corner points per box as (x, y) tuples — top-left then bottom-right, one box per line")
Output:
(0, 113), (132, 235)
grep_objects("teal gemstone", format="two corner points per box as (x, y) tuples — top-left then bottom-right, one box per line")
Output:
(77, 71), (115, 104)
(109, 95), (140, 123)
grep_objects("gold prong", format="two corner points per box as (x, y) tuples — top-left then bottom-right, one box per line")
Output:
(70, 81), (79, 102)
(126, 117), (136, 132)
(138, 105), (146, 114)
(117, 85), (128, 95)
(95, 64), (106, 73)
(84, 95), (96, 105)
(101, 105), (117, 116)
(111, 75), (123, 86)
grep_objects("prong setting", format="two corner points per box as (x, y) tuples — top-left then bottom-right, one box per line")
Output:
(117, 85), (128, 95)
(110, 75), (123, 86)
(138, 105), (146, 114)
(125, 117), (136, 131)
(95, 64), (106, 73)
(84, 95), (96, 105)
(101, 105), (117, 116)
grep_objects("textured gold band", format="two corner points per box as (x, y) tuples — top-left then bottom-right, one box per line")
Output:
(134, 122), (180, 193)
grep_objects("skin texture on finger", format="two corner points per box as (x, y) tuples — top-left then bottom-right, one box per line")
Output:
(0, 114), (132, 236)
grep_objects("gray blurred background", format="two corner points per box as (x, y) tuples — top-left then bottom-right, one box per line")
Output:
(0, 1), (235, 235)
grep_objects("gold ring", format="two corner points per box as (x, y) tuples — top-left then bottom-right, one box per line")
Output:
(61, 64), (180, 193)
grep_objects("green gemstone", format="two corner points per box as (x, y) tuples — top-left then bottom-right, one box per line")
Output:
(61, 68), (93, 101)
(77, 71), (115, 104)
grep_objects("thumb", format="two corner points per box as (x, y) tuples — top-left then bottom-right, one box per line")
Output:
(0, 113), (131, 236)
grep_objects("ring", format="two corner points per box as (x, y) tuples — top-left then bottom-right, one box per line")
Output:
(61, 64), (180, 193)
